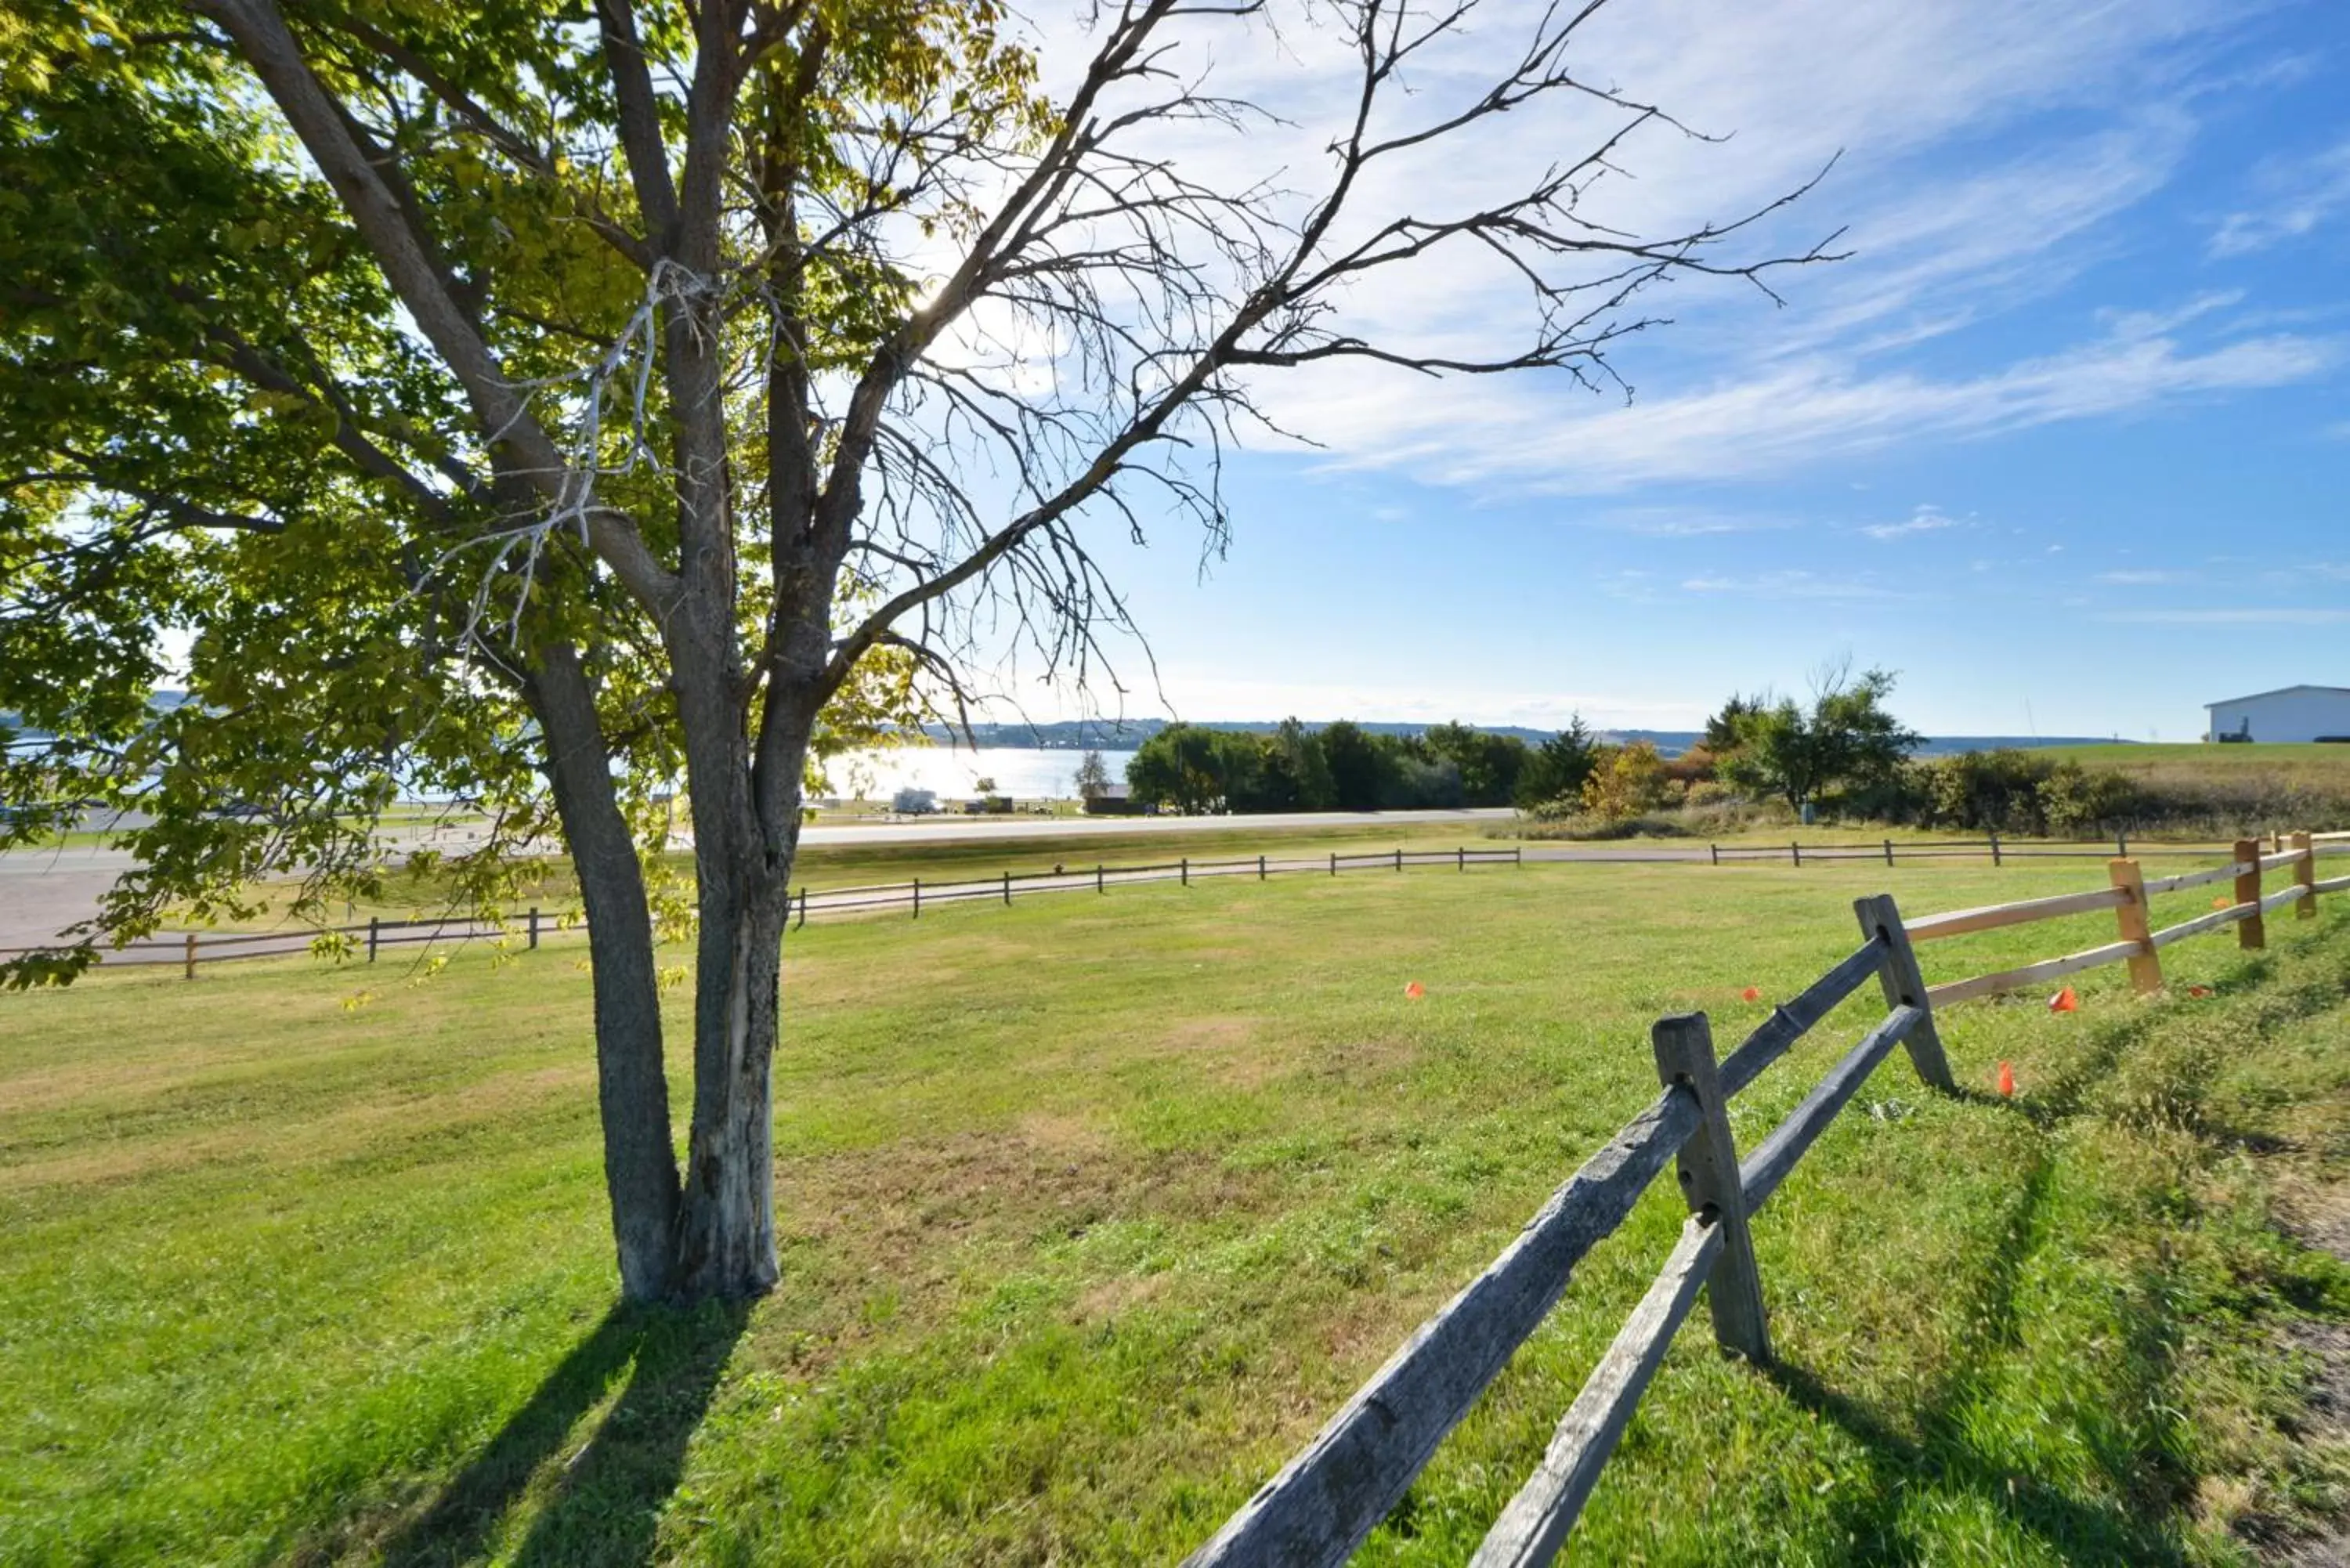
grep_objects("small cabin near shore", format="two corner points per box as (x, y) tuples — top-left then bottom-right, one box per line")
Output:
(1083, 782), (1143, 815)
(2205, 685), (2350, 743)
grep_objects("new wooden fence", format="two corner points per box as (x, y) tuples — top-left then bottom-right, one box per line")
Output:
(5, 845), (1524, 974)
(1911, 831), (2348, 1005)
(1181, 832), (2349, 1566)
(1702, 830), (2262, 868)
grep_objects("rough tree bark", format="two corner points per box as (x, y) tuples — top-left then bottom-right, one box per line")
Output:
(524, 645), (681, 1301)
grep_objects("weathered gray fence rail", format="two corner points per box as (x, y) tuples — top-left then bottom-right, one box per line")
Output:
(1182, 895), (1945, 1567)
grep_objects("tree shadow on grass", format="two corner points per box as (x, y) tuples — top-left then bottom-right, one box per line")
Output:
(1761, 1024), (2204, 1565)
(1760, 1151), (2192, 1565)
(381, 1299), (750, 1568)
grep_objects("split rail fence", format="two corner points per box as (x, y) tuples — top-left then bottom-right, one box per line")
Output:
(1181, 829), (2350, 1567)
(3, 845), (1523, 974)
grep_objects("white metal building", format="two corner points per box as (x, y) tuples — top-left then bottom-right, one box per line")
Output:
(2204, 685), (2350, 742)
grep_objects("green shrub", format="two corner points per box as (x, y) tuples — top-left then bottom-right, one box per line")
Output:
(1580, 741), (1672, 821)
(2038, 761), (2146, 834)
(1916, 749), (2057, 834)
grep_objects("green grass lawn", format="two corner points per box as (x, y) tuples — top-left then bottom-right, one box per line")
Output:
(5, 860), (2350, 1566)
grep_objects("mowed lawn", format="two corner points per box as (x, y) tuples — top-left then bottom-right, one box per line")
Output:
(5, 859), (2350, 1566)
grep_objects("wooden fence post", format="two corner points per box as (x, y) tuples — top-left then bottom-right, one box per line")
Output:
(1883, 838), (1894, 867)
(1394, 847), (1404, 873)
(1853, 894), (1955, 1092)
(367, 916), (380, 963)
(1181, 856), (1189, 887)
(527, 906), (540, 950)
(1329, 852), (1336, 877)
(2235, 838), (2264, 950)
(1260, 854), (1267, 881)
(2108, 858), (2161, 994)
(183, 931), (197, 981)
(1650, 1014), (1769, 1364)
(797, 887), (808, 929)
(1003, 869), (1012, 905)
(912, 876), (921, 920)
(1098, 863), (1106, 894)
(2295, 831), (2318, 919)
(1989, 831), (2001, 867)
(2117, 830), (2128, 858)
(1791, 841), (1802, 869)
(1458, 846), (1466, 873)
(1709, 843), (1719, 866)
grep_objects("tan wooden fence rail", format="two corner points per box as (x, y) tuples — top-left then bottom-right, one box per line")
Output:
(0, 846), (1524, 974)
(1911, 832), (2348, 1005)
(1182, 832), (2348, 1566)
(1704, 831), (2273, 868)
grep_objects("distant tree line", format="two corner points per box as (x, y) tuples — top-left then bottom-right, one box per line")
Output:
(1121, 668), (2350, 838)
(1124, 718), (1607, 813)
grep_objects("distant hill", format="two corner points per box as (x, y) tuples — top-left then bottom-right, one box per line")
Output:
(919, 720), (2122, 757)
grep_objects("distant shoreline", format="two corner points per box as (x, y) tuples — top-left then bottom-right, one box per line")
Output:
(917, 721), (2126, 758)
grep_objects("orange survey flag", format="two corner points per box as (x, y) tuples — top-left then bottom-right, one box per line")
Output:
(1741, 986), (1762, 1003)
(1404, 981), (1425, 999)
(1998, 1060), (2016, 1097)
(2048, 986), (2078, 1013)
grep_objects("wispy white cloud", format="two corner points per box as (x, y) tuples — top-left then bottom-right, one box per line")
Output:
(2209, 135), (2350, 256)
(1680, 570), (1900, 599)
(2100, 608), (2350, 625)
(2095, 569), (2194, 584)
(1057, 0), (2322, 491)
(1284, 316), (2340, 491)
(1586, 506), (1795, 537)
(1863, 505), (1963, 540)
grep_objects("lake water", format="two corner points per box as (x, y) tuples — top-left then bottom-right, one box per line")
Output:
(820, 746), (1137, 801)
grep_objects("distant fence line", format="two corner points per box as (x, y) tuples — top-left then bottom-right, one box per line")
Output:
(6, 845), (1525, 974)
(1180, 829), (2350, 1566)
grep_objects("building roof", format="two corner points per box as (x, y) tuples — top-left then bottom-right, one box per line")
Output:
(2204, 684), (2350, 710)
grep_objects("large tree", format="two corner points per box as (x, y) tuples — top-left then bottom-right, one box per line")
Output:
(0, 0), (1827, 1302)
(1716, 663), (1922, 812)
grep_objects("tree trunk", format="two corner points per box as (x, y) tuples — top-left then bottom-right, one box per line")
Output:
(671, 858), (792, 1299)
(526, 643), (682, 1303)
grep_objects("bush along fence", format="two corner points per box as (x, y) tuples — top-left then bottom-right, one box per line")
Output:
(1181, 833), (2349, 1567)
(5, 846), (1524, 974)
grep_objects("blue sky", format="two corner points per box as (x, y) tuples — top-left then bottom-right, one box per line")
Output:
(1012, 0), (2350, 739)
